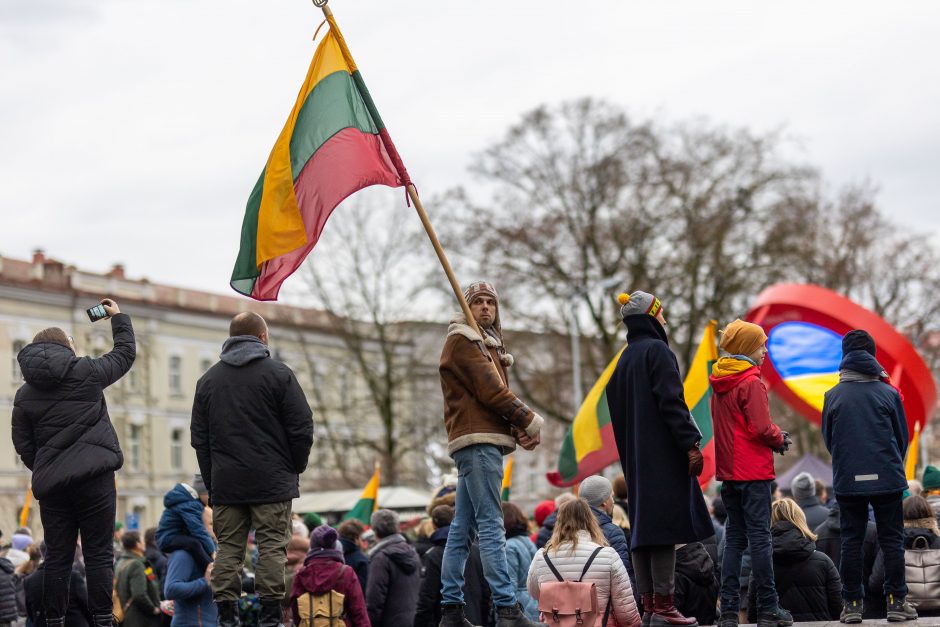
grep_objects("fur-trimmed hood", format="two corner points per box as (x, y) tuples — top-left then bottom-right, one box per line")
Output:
(447, 315), (514, 368)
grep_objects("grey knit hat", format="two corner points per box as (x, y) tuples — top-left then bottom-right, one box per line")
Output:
(579, 475), (613, 507)
(192, 474), (208, 495)
(617, 291), (663, 320)
(791, 472), (816, 501)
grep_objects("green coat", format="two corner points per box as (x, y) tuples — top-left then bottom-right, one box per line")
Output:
(116, 552), (162, 627)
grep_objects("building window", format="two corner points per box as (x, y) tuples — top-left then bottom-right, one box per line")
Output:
(171, 429), (183, 470)
(201, 358), (212, 374)
(128, 424), (142, 470)
(169, 355), (182, 395)
(12, 340), (25, 381)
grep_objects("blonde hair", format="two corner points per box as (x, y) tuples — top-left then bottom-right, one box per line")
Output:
(612, 504), (630, 530)
(771, 497), (817, 541)
(545, 498), (608, 555)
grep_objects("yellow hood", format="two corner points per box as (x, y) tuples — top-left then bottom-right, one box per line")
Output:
(711, 357), (755, 378)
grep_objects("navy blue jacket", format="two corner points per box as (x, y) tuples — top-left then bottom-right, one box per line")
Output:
(590, 506), (636, 591)
(340, 536), (369, 594)
(156, 484), (215, 557)
(164, 550), (217, 627)
(606, 315), (713, 548)
(822, 350), (908, 497)
(534, 512), (556, 549)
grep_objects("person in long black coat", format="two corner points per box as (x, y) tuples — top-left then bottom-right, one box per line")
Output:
(606, 291), (713, 626)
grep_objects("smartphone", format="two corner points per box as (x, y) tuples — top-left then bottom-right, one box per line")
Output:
(86, 304), (108, 322)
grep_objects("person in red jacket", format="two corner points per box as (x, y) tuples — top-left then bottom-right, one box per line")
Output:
(710, 319), (793, 627)
(291, 525), (370, 627)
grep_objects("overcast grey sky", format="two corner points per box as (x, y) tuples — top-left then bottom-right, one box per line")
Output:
(1, 0), (938, 298)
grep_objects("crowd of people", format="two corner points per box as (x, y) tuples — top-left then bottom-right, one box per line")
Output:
(6, 285), (940, 627)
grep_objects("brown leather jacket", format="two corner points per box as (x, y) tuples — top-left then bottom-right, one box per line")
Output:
(439, 316), (543, 456)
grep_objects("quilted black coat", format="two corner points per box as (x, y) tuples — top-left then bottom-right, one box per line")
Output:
(12, 314), (135, 499)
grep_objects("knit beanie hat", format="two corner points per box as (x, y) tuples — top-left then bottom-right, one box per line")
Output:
(842, 330), (876, 357)
(303, 512), (323, 530)
(192, 474), (208, 494)
(579, 475), (613, 507)
(922, 465), (940, 491)
(791, 472), (816, 501)
(617, 291), (662, 320)
(534, 500), (555, 527)
(719, 319), (768, 357)
(310, 525), (338, 550)
(464, 281), (502, 337)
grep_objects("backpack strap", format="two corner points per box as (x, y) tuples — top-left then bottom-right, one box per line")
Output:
(578, 547), (605, 582)
(542, 550), (565, 582)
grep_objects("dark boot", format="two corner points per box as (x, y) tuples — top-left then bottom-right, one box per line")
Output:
(495, 603), (545, 627)
(259, 598), (285, 627)
(217, 599), (242, 627)
(887, 594), (918, 622)
(650, 593), (698, 627)
(642, 593), (654, 627)
(92, 614), (115, 627)
(756, 606), (794, 627)
(440, 603), (480, 627)
(840, 599), (863, 624)
(717, 611), (739, 627)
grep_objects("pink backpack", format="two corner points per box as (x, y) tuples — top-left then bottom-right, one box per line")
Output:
(538, 546), (611, 626)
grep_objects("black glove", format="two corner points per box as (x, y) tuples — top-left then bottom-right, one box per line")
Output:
(775, 431), (792, 455)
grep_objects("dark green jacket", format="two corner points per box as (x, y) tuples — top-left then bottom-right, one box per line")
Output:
(116, 552), (162, 627)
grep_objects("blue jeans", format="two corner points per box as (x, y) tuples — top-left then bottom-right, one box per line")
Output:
(719, 480), (778, 615)
(838, 492), (907, 601)
(440, 444), (516, 607)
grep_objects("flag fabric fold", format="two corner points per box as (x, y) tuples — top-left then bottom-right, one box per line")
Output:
(343, 465), (380, 525)
(906, 421), (921, 480)
(231, 14), (409, 301)
(548, 321), (719, 489)
(501, 457), (514, 502)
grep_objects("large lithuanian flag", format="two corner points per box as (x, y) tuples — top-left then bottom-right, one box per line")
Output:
(548, 321), (719, 490)
(343, 465), (380, 525)
(231, 14), (409, 300)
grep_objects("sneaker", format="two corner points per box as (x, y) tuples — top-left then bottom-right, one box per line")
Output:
(840, 599), (863, 624)
(757, 607), (794, 627)
(717, 611), (739, 627)
(886, 594), (917, 622)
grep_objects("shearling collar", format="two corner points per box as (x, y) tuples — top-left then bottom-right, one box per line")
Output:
(447, 315), (514, 367)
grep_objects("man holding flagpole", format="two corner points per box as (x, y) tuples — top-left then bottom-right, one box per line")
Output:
(438, 281), (545, 627)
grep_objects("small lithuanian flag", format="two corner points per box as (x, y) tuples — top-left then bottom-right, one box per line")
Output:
(344, 464), (380, 525)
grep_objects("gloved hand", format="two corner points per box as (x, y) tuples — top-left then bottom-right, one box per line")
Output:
(688, 446), (704, 476)
(775, 431), (792, 455)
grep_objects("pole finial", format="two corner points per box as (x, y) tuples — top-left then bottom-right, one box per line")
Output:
(312, 0), (328, 7)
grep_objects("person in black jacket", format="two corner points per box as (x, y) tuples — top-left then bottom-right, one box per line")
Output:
(790, 473), (830, 532)
(414, 505), (491, 627)
(0, 554), (18, 626)
(366, 510), (421, 627)
(822, 330), (913, 623)
(23, 543), (93, 627)
(190, 311), (314, 627)
(747, 499), (841, 624)
(12, 298), (134, 627)
(338, 519), (369, 594)
(675, 542), (719, 625)
(534, 493), (575, 549)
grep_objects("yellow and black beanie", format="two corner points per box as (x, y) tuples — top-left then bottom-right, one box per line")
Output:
(617, 290), (663, 320)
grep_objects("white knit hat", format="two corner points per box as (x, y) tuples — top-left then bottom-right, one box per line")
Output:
(579, 475), (613, 507)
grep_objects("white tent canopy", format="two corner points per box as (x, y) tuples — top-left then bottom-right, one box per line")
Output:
(292, 486), (432, 515)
